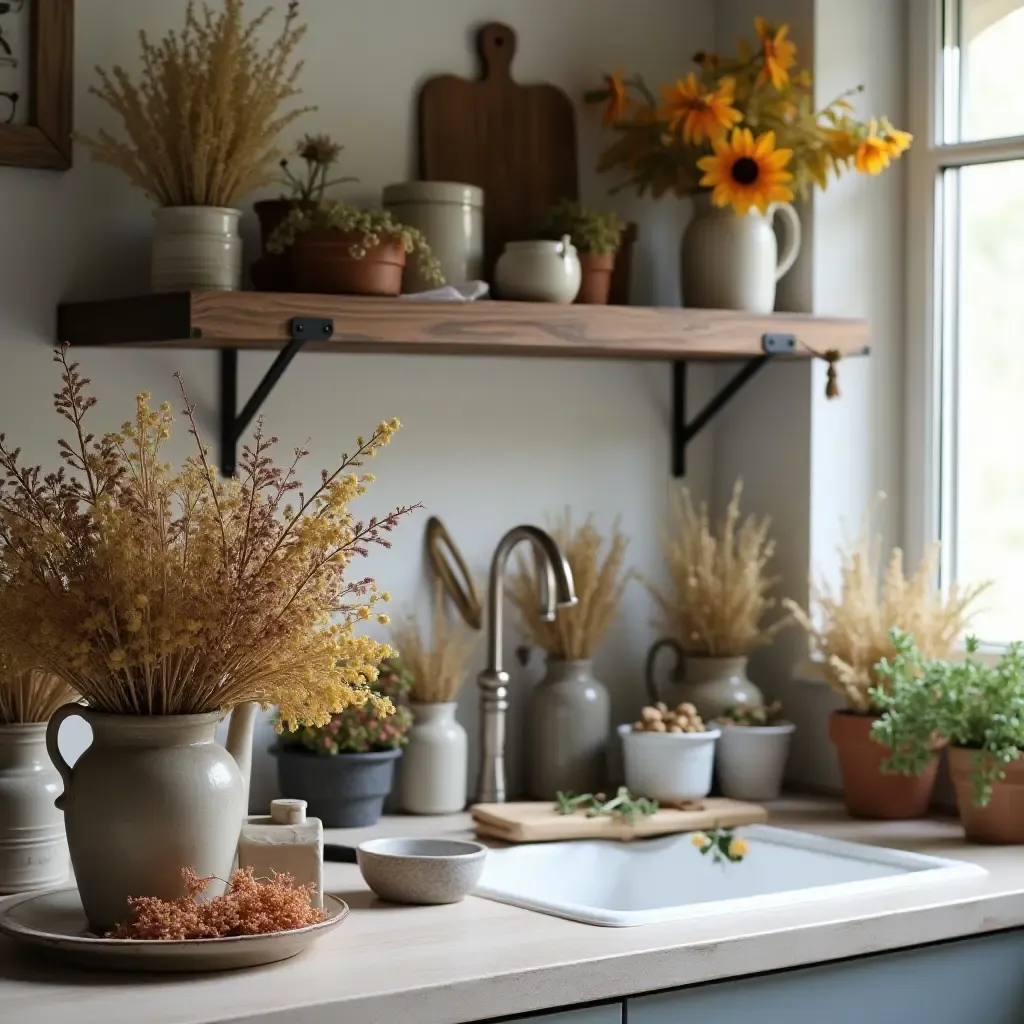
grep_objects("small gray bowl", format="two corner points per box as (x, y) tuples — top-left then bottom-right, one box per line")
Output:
(356, 837), (487, 905)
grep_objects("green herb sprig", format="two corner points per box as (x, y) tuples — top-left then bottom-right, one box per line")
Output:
(692, 826), (748, 864)
(554, 787), (658, 825)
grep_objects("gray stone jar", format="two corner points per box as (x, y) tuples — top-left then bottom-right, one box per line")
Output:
(273, 746), (401, 828)
(528, 658), (610, 800)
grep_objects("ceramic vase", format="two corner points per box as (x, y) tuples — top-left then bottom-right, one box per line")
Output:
(151, 206), (243, 293)
(0, 723), (67, 894)
(528, 658), (610, 800)
(400, 702), (468, 815)
(645, 639), (764, 722)
(714, 721), (796, 801)
(948, 748), (1024, 844)
(619, 724), (720, 802)
(680, 196), (801, 313)
(45, 705), (247, 934)
(828, 711), (943, 820)
(274, 746), (401, 827)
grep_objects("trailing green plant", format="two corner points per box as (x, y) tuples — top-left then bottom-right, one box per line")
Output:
(278, 133), (358, 202)
(535, 199), (625, 255)
(872, 630), (1024, 805)
(277, 659), (413, 755)
(266, 200), (445, 285)
(555, 787), (658, 825)
(719, 700), (784, 727)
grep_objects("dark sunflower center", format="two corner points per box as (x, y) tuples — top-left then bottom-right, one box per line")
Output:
(730, 157), (760, 185)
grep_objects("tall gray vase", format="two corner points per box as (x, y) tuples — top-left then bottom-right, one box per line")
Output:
(529, 659), (610, 800)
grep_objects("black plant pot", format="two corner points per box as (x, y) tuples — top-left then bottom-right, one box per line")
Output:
(272, 747), (402, 827)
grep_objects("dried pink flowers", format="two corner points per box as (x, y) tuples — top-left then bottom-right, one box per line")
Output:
(107, 866), (327, 940)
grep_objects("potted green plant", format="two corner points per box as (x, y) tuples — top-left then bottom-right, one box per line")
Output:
(873, 632), (1024, 844)
(784, 503), (989, 820)
(267, 200), (444, 296)
(252, 133), (358, 291)
(714, 700), (794, 802)
(535, 200), (625, 305)
(273, 661), (414, 827)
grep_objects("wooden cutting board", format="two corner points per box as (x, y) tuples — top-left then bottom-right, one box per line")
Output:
(418, 22), (579, 282)
(471, 799), (768, 844)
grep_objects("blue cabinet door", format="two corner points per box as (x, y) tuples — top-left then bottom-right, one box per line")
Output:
(629, 930), (1024, 1024)
(516, 1005), (622, 1024)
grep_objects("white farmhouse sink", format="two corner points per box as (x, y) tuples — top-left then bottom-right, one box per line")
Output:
(474, 825), (986, 927)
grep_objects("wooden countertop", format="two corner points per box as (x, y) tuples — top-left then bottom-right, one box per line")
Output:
(2, 798), (1022, 1024)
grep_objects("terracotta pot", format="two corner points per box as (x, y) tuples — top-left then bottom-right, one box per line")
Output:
(948, 747), (1024, 843)
(289, 231), (407, 296)
(828, 711), (942, 819)
(251, 199), (316, 292)
(576, 251), (616, 305)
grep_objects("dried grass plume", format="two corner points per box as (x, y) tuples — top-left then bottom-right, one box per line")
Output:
(644, 481), (782, 657)
(784, 497), (991, 711)
(390, 581), (476, 704)
(0, 651), (76, 725)
(77, 0), (313, 206)
(509, 511), (632, 661)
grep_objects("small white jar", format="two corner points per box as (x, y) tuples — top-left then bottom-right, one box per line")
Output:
(382, 181), (484, 293)
(618, 723), (720, 802)
(400, 702), (468, 815)
(494, 235), (581, 303)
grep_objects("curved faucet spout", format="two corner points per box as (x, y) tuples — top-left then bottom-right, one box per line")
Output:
(476, 525), (577, 804)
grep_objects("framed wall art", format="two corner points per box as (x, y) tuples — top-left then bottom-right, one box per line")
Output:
(0, 0), (72, 170)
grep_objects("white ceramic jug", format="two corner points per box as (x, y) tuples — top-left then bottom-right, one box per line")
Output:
(681, 198), (801, 313)
(494, 235), (581, 303)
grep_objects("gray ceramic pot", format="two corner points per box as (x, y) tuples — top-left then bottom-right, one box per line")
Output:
(272, 747), (402, 828)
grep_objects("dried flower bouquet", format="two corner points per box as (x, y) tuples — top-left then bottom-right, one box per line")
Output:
(0, 350), (418, 729)
(0, 653), (75, 725)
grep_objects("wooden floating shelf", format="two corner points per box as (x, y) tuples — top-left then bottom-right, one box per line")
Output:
(57, 291), (870, 361)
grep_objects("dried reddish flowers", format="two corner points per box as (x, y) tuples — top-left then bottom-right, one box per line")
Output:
(107, 866), (327, 940)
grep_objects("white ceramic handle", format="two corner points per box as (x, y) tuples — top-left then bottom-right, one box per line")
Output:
(769, 202), (801, 282)
(558, 233), (571, 259)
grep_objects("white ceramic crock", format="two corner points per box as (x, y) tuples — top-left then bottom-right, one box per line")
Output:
(151, 206), (243, 293)
(618, 723), (720, 802)
(714, 721), (795, 802)
(494, 235), (581, 303)
(400, 702), (468, 815)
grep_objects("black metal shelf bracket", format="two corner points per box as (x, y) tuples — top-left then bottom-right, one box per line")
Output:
(671, 332), (796, 477)
(219, 316), (334, 476)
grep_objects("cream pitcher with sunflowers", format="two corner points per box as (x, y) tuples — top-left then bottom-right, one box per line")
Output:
(586, 15), (911, 312)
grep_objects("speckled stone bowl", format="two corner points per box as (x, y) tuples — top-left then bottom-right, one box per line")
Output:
(356, 838), (487, 905)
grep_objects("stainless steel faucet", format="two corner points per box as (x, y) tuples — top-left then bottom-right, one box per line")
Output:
(474, 525), (577, 804)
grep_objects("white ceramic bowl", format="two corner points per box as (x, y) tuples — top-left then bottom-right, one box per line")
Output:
(618, 723), (720, 802)
(356, 837), (487, 905)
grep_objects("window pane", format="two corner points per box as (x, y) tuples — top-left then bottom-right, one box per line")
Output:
(954, 0), (1024, 142)
(949, 159), (1024, 642)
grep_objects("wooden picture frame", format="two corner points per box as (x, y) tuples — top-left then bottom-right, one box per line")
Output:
(0, 0), (72, 170)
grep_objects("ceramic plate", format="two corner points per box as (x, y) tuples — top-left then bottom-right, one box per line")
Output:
(0, 888), (348, 972)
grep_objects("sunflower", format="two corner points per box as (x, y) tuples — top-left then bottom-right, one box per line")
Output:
(602, 69), (630, 125)
(755, 17), (797, 90)
(659, 73), (742, 145)
(854, 121), (892, 175)
(697, 128), (794, 215)
(884, 126), (913, 157)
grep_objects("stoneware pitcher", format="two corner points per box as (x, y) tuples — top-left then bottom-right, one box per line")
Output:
(645, 639), (763, 722)
(45, 701), (257, 934)
(680, 197), (801, 313)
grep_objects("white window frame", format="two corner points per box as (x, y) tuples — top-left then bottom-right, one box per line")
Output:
(905, 0), (1024, 636)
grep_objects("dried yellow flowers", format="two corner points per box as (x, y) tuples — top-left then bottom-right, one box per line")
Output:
(108, 866), (326, 940)
(0, 349), (417, 728)
(785, 500), (990, 711)
(78, 1), (313, 207)
(509, 511), (633, 661)
(644, 482), (782, 656)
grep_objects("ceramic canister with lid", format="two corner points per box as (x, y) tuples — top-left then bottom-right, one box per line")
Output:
(382, 181), (484, 293)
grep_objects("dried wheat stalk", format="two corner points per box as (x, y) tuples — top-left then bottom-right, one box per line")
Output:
(643, 481), (782, 657)
(784, 498), (991, 711)
(509, 511), (633, 661)
(390, 582), (476, 704)
(0, 651), (76, 725)
(77, 1), (313, 207)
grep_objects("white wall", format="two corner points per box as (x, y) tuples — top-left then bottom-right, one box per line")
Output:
(2, 0), (719, 808)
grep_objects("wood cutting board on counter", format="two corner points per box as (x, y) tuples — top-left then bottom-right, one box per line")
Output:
(418, 21), (579, 281)
(471, 799), (769, 844)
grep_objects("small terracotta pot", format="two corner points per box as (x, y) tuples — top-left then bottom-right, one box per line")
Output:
(576, 251), (616, 305)
(828, 711), (942, 820)
(289, 231), (407, 296)
(250, 199), (316, 292)
(948, 747), (1024, 844)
